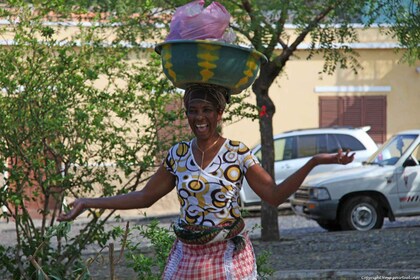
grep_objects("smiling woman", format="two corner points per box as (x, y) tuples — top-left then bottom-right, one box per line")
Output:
(184, 84), (227, 141)
(58, 82), (355, 279)
(58, 1), (356, 277)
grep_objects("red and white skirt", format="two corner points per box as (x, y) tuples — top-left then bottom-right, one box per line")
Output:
(162, 235), (257, 280)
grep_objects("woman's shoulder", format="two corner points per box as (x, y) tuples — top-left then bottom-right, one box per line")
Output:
(170, 140), (191, 148)
(224, 139), (252, 154)
(167, 140), (192, 157)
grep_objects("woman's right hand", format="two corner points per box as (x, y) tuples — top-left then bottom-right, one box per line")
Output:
(57, 198), (88, 222)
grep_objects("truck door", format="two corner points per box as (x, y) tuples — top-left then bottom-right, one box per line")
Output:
(397, 143), (420, 210)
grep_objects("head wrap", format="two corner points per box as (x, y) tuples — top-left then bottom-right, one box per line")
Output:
(183, 84), (230, 112)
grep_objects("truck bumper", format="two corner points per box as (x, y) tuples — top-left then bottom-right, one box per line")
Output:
(290, 199), (339, 221)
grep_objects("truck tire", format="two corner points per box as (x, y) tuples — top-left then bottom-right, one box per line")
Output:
(316, 220), (341, 231)
(339, 196), (384, 231)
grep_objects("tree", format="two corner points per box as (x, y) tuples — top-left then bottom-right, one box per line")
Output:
(219, 0), (373, 240)
(231, 0), (420, 240)
(388, 0), (420, 64)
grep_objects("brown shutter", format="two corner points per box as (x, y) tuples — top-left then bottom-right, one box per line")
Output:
(364, 96), (386, 143)
(319, 97), (340, 127)
(343, 97), (362, 127)
(319, 96), (386, 143)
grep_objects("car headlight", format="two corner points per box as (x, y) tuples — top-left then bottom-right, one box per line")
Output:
(309, 187), (331, 200)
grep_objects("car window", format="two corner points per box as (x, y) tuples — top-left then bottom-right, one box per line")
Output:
(335, 134), (366, 151)
(414, 144), (420, 162)
(325, 134), (341, 153)
(273, 138), (286, 161)
(281, 137), (294, 160)
(272, 137), (294, 161)
(254, 130), (372, 162)
(404, 144), (420, 167)
(296, 135), (318, 158)
(370, 134), (417, 165)
(255, 137), (295, 161)
(296, 134), (342, 157)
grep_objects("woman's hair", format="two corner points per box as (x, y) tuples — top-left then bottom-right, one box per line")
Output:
(183, 84), (230, 113)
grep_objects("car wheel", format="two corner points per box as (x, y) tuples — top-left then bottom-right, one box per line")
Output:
(339, 196), (384, 231)
(316, 220), (341, 231)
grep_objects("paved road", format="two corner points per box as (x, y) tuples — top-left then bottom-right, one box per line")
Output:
(2, 213), (420, 279)
(86, 214), (420, 279)
(249, 214), (420, 279)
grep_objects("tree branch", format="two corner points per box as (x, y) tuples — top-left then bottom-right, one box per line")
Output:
(269, 3), (338, 83)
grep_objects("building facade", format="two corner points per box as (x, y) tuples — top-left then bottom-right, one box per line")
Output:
(223, 26), (420, 148)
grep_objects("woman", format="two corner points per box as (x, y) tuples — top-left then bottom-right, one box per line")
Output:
(58, 84), (354, 279)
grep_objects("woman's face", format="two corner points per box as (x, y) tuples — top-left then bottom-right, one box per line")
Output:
(186, 100), (222, 140)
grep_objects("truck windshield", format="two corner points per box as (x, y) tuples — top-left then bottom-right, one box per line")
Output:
(367, 134), (417, 166)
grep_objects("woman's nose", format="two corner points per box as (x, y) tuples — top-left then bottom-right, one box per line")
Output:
(196, 110), (205, 118)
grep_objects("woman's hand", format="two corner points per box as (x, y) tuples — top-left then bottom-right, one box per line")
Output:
(313, 149), (355, 165)
(57, 198), (88, 222)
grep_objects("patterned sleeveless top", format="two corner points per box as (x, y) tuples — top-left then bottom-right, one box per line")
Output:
(164, 139), (259, 226)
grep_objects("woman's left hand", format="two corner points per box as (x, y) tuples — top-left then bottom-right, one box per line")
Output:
(314, 149), (355, 165)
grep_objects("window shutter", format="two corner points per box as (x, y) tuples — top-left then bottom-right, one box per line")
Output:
(364, 96), (386, 143)
(343, 97), (362, 127)
(319, 97), (340, 127)
(319, 96), (386, 143)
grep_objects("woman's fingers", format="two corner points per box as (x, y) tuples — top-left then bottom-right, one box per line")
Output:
(58, 199), (85, 222)
(336, 149), (355, 164)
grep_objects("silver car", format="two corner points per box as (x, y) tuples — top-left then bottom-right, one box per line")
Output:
(240, 126), (378, 207)
(290, 130), (420, 231)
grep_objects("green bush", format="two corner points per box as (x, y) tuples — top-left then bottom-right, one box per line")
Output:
(0, 2), (257, 278)
(0, 3), (184, 278)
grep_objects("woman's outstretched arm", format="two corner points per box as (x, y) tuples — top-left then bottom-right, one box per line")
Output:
(245, 149), (355, 207)
(58, 165), (175, 221)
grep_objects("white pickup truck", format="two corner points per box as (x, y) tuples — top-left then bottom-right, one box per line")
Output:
(290, 130), (420, 231)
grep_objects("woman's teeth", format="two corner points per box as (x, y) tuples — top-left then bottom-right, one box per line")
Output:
(196, 124), (208, 131)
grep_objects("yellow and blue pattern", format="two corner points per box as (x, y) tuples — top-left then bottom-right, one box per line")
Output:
(155, 40), (267, 94)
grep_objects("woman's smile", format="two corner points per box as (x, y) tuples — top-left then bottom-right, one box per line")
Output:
(187, 100), (222, 139)
(196, 123), (209, 132)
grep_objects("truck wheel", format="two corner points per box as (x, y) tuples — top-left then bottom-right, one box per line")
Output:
(316, 220), (341, 231)
(339, 196), (384, 231)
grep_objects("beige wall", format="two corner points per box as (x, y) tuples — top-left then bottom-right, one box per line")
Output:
(4, 22), (417, 148)
(223, 27), (420, 148)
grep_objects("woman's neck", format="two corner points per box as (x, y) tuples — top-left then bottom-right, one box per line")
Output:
(195, 135), (221, 152)
(194, 135), (222, 170)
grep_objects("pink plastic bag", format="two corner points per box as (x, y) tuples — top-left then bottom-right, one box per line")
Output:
(166, 0), (232, 42)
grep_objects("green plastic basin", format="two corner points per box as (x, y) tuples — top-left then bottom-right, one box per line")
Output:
(155, 40), (267, 94)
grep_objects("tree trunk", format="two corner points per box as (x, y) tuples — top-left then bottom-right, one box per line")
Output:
(253, 75), (280, 241)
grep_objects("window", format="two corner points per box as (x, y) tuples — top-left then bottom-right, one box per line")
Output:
(413, 145), (420, 162)
(319, 96), (386, 143)
(404, 144), (420, 167)
(278, 137), (294, 161)
(335, 134), (366, 152)
(297, 135), (318, 158)
(255, 137), (295, 161)
(325, 134), (340, 153)
(273, 138), (286, 161)
(372, 134), (417, 165)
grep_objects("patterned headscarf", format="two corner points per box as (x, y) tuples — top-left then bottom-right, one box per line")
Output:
(183, 84), (230, 113)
